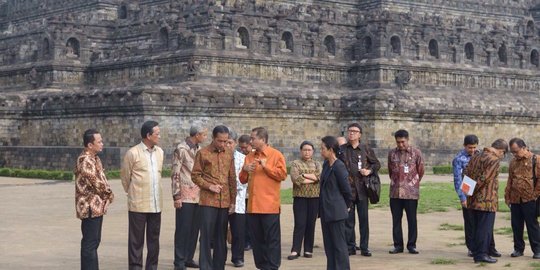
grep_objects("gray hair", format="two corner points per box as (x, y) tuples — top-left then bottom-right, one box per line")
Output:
(189, 125), (205, 137)
(228, 129), (238, 141)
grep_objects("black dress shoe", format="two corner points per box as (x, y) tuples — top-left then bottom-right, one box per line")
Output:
(474, 256), (497, 264)
(355, 246), (361, 250)
(533, 253), (540, 259)
(361, 249), (372, 257)
(303, 253), (313, 258)
(389, 248), (404, 254)
(185, 260), (199, 268)
(489, 250), (501, 257)
(287, 254), (300, 260)
(467, 250), (473, 257)
(511, 250), (524, 257)
(408, 248), (419, 254)
(232, 260), (244, 267)
(348, 250), (357, 256)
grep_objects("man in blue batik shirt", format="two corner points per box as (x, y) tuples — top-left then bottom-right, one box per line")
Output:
(452, 134), (500, 258)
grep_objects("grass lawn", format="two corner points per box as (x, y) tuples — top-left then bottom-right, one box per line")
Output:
(281, 181), (510, 214)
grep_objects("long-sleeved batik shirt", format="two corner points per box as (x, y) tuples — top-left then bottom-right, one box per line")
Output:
(388, 146), (425, 200)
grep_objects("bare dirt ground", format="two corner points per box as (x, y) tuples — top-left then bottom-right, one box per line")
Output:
(1, 176), (537, 270)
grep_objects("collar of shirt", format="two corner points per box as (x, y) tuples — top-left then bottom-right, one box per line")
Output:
(345, 141), (362, 150)
(82, 149), (96, 158)
(138, 142), (156, 153)
(208, 143), (225, 153)
(185, 137), (198, 150)
(396, 146), (412, 153)
(255, 145), (271, 157)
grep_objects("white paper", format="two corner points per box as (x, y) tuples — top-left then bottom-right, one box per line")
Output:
(460, 175), (477, 196)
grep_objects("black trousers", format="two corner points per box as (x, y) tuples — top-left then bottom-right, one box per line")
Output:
(321, 219), (350, 270)
(244, 199), (251, 248)
(291, 197), (319, 254)
(462, 207), (497, 253)
(174, 203), (200, 269)
(229, 213), (246, 262)
(511, 201), (540, 254)
(248, 213), (281, 270)
(345, 199), (369, 251)
(81, 215), (103, 270)
(128, 211), (161, 270)
(472, 210), (495, 259)
(390, 198), (417, 250)
(199, 206), (228, 270)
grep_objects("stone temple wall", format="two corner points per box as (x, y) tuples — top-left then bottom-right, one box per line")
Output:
(0, 0), (539, 170)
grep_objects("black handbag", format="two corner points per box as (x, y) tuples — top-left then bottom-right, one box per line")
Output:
(365, 173), (381, 204)
(533, 155), (540, 217)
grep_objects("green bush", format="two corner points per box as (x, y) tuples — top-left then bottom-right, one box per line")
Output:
(0, 168), (10, 176)
(106, 170), (121, 179)
(433, 165), (452, 175)
(0, 167), (73, 181)
(433, 165), (509, 175)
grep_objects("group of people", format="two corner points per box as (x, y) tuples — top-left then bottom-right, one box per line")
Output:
(452, 135), (540, 264)
(73, 120), (540, 270)
(287, 124), (424, 270)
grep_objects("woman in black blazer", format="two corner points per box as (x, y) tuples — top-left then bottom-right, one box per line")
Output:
(319, 136), (353, 270)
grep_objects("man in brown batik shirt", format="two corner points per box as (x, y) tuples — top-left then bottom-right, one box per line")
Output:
(192, 125), (236, 270)
(505, 138), (540, 259)
(75, 129), (114, 270)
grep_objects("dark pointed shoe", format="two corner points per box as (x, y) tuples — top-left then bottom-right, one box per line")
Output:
(408, 248), (419, 254)
(303, 253), (313, 258)
(287, 254), (300, 260)
(185, 260), (199, 268)
(474, 256), (497, 264)
(489, 250), (501, 257)
(348, 249), (357, 256)
(510, 250), (524, 257)
(232, 260), (244, 267)
(355, 245), (361, 250)
(389, 248), (404, 254)
(361, 249), (372, 257)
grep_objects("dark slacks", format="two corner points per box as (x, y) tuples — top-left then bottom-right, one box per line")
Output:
(321, 219), (350, 270)
(244, 199), (251, 248)
(81, 215), (103, 270)
(472, 209), (495, 260)
(345, 199), (369, 251)
(199, 206), (228, 270)
(463, 207), (497, 253)
(291, 197), (319, 254)
(128, 211), (161, 270)
(174, 203), (200, 269)
(390, 198), (417, 250)
(229, 213), (246, 262)
(511, 201), (540, 254)
(248, 213), (281, 270)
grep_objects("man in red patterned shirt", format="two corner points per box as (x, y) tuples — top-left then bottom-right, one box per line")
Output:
(387, 129), (424, 255)
(75, 129), (114, 270)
